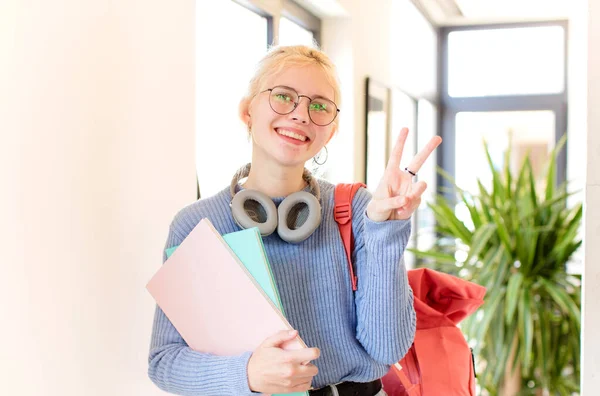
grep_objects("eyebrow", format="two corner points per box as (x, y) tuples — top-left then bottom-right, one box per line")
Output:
(278, 85), (335, 103)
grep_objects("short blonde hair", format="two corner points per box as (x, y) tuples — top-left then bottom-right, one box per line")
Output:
(245, 45), (342, 125)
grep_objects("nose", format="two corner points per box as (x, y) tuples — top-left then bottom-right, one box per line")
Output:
(289, 96), (310, 124)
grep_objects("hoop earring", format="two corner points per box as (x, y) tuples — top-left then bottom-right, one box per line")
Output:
(313, 146), (328, 166)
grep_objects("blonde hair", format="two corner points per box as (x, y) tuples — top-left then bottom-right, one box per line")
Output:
(244, 45), (342, 125)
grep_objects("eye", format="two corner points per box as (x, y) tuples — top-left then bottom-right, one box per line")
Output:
(274, 93), (293, 102)
(309, 102), (327, 112)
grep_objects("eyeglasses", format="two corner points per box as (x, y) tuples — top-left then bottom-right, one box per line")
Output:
(261, 85), (340, 126)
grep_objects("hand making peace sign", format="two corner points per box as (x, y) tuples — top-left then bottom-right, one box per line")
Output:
(366, 128), (443, 222)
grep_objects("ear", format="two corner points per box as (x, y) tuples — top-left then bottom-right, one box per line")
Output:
(239, 97), (252, 126)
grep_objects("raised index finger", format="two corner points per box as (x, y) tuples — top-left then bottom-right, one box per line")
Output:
(387, 128), (409, 170)
(406, 136), (442, 173)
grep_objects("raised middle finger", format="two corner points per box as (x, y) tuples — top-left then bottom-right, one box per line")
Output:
(405, 136), (442, 174)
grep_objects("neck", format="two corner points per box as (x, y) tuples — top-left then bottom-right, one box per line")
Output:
(243, 157), (308, 198)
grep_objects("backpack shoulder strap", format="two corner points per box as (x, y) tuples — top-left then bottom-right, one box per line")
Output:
(334, 183), (366, 291)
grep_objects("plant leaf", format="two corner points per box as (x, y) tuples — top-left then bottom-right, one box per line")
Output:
(541, 278), (581, 330)
(545, 134), (567, 201)
(520, 287), (534, 374)
(430, 200), (473, 243)
(525, 158), (538, 211)
(406, 249), (457, 265)
(505, 272), (523, 325)
(534, 297), (550, 389)
(466, 223), (497, 264)
(472, 287), (505, 356)
(490, 209), (514, 258)
(483, 140), (506, 203)
(504, 138), (513, 200)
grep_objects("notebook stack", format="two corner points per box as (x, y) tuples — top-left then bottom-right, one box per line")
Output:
(146, 218), (309, 396)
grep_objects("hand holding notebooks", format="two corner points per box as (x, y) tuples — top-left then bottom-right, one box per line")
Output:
(162, 225), (310, 396)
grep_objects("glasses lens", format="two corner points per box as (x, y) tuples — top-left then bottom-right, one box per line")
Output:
(269, 87), (297, 115)
(309, 98), (337, 126)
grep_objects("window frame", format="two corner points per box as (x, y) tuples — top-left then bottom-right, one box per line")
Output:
(280, 0), (321, 44)
(232, 0), (321, 47)
(437, 20), (569, 196)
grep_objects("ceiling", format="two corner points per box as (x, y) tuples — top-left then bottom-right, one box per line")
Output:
(294, 0), (574, 26)
(291, 0), (349, 18)
(413, 0), (574, 26)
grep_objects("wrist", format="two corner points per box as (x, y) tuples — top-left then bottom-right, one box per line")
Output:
(366, 206), (390, 223)
(246, 353), (258, 392)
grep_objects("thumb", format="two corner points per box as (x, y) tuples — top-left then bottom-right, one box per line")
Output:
(260, 330), (298, 349)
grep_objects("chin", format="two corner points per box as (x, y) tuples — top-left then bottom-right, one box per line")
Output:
(273, 156), (310, 168)
(271, 146), (313, 166)
(254, 138), (315, 167)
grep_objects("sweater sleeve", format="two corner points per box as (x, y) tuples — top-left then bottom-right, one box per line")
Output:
(351, 188), (417, 365)
(147, 222), (259, 396)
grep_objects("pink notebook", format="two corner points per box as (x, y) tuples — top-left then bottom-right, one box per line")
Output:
(146, 218), (306, 355)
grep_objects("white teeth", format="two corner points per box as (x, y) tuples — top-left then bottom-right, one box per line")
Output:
(277, 129), (307, 142)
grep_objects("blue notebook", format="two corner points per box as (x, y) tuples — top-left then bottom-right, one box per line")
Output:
(166, 228), (307, 396)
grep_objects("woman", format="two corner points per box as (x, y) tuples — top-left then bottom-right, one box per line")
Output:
(148, 45), (442, 396)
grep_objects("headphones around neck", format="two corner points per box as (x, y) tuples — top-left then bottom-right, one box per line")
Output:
(229, 163), (322, 244)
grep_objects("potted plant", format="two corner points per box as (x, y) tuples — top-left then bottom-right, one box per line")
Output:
(410, 136), (582, 395)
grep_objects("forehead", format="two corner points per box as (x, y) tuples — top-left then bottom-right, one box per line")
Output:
(265, 64), (335, 100)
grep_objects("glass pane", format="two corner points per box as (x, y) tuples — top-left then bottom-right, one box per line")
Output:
(196, 1), (267, 198)
(448, 26), (565, 97)
(365, 81), (389, 190)
(454, 111), (556, 226)
(388, 89), (417, 162)
(278, 17), (315, 47)
(388, 89), (417, 268)
(415, 100), (438, 253)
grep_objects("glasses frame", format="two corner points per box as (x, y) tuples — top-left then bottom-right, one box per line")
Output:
(261, 85), (340, 126)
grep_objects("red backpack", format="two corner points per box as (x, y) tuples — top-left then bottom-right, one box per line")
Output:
(334, 183), (486, 396)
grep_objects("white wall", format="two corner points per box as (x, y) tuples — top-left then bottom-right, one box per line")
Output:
(0, 1), (196, 395)
(583, 0), (600, 392)
(322, 0), (438, 182)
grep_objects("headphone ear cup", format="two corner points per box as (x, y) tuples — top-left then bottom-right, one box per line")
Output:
(277, 191), (322, 244)
(230, 189), (278, 236)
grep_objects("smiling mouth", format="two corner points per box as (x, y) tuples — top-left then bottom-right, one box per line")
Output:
(276, 128), (310, 142)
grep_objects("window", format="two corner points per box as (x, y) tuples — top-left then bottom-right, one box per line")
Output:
(439, 22), (568, 199)
(388, 89), (417, 162)
(278, 17), (315, 47)
(448, 26), (565, 97)
(389, 89), (418, 268)
(364, 80), (389, 190)
(196, 1), (268, 198)
(415, 99), (438, 252)
(365, 79), (434, 268)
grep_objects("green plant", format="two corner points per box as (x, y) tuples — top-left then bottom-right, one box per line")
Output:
(410, 136), (582, 395)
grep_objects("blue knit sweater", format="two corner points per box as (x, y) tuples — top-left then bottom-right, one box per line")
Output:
(148, 179), (416, 395)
